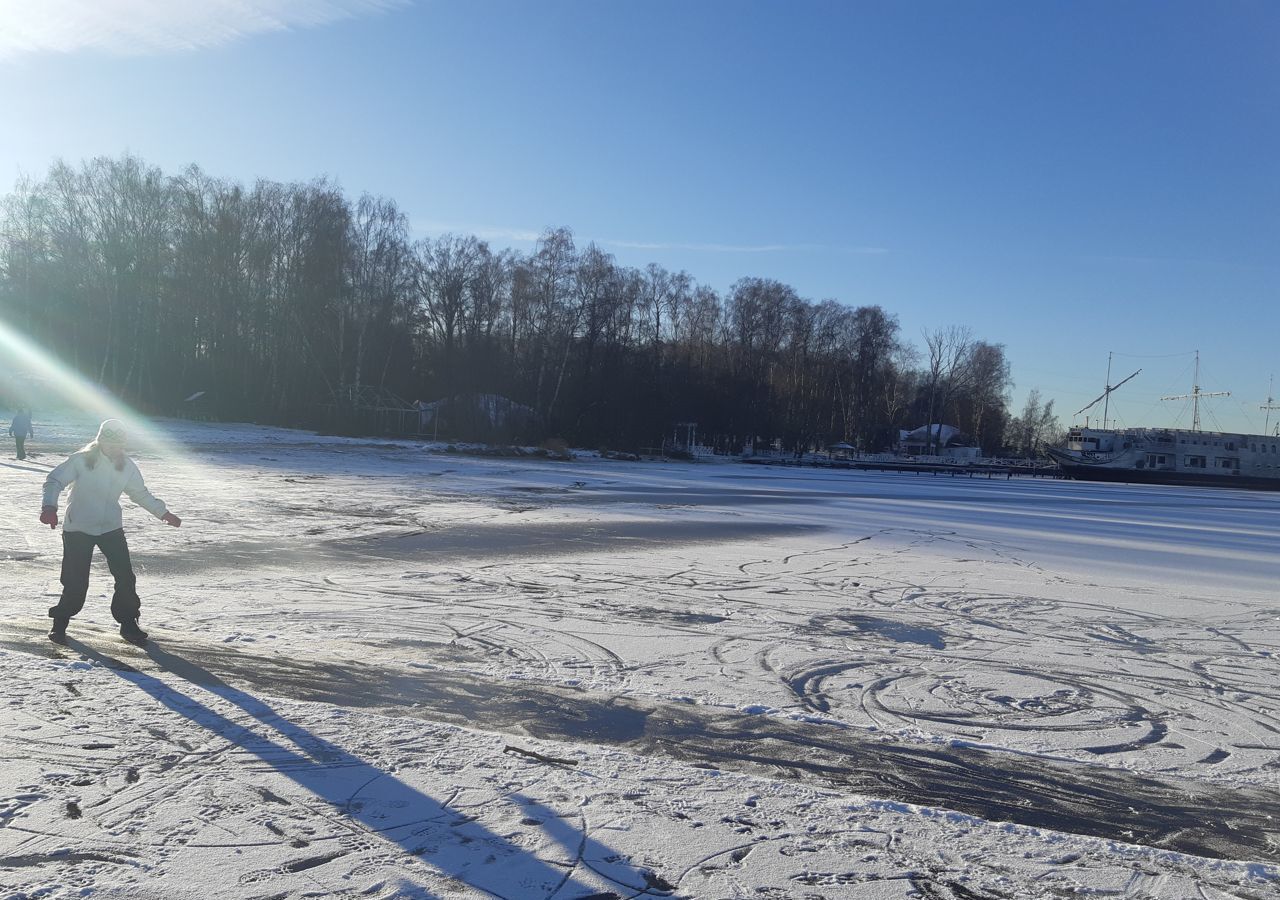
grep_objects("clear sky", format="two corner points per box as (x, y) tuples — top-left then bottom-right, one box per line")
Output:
(1, 0), (1277, 433)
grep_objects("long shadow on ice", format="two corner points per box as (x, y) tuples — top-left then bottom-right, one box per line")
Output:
(132, 638), (1280, 864)
(68, 639), (652, 899)
(511, 794), (677, 896)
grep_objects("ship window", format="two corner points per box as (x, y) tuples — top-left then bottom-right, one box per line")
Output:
(1184, 455), (1206, 468)
(1218, 458), (1239, 469)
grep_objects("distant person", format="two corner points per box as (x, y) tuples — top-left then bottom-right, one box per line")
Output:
(40, 419), (182, 644)
(8, 407), (33, 459)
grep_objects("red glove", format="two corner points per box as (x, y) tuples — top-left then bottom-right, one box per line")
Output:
(161, 512), (182, 528)
(40, 506), (58, 529)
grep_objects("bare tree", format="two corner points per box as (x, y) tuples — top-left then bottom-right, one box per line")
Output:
(922, 325), (976, 454)
(416, 232), (481, 400)
(346, 194), (413, 392)
(574, 242), (617, 387)
(466, 242), (514, 348)
(524, 227), (578, 419)
(846, 305), (903, 448)
(1007, 389), (1061, 457)
(962, 341), (1012, 454)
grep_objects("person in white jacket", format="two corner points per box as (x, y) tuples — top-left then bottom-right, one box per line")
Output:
(41, 419), (181, 644)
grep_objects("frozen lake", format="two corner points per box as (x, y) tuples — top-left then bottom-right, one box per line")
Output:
(2, 417), (1278, 898)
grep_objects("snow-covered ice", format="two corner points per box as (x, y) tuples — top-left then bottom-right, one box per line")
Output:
(2, 415), (1278, 898)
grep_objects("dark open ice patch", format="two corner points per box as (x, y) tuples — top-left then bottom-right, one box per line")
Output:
(617, 609), (728, 627)
(812, 613), (946, 649)
(135, 520), (826, 576)
(343, 519), (825, 562)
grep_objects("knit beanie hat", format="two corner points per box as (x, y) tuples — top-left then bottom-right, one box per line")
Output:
(96, 419), (128, 447)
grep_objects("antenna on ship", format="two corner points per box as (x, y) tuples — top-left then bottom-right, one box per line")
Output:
(1075, 351), (1141, 427)
(1160, 350), (1229, 432)
(1263, 375), (1279, 436)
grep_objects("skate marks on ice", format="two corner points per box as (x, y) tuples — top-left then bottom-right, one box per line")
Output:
(284, 528), (1280, 783)
(770, 578), (1280, 774)
(0, 636), (662, 899)
(11, 629), (1276, 863)
(11, 652), (1272, 900)
(4, 638), (1276, 900)
(677, 535), (1276, 779)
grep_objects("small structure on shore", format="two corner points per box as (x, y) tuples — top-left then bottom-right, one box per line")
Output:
(319, 385), (420, 436)
(662, 422), (717, 459)
(414, 393), (541, 443)
(897, 424), (979, 460)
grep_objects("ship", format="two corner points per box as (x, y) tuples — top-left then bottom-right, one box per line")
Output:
(1047, 426), (1280, 490)
(1048, 352), (1280, 490)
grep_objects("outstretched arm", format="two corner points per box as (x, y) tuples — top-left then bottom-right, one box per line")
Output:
(123, 464), (179, 526)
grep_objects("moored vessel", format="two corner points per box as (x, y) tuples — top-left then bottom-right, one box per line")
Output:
(1047, 426), (1280, 489)
(1050, 352), (1280, 489)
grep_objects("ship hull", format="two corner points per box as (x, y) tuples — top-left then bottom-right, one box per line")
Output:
(1049, 425), (1280, 491)
(1047, 449), (1280, 491)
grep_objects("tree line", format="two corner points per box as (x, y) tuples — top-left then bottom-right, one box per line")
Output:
(0, 154), (1060, 456)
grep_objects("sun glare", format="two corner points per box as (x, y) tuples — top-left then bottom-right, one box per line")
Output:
(0, 315), (192, 465)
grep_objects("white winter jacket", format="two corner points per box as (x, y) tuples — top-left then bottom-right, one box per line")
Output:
(42, 450), (168, 535)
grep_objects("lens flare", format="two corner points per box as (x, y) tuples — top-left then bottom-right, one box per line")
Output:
(0, 314), (192, 466)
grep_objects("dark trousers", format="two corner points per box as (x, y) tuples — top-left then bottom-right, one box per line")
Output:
(15, 436), (25, 459)
(48, 529), (141, 623)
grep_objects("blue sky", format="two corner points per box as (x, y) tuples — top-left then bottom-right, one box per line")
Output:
(1, 0), (1277, 433)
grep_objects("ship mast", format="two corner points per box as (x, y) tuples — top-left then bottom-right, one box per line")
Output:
(1075, 351), (1140, 426)
(1103, 352), (1113, 429)
(1263, 375), (1279, 436)
(1160, 350), (1230, 432)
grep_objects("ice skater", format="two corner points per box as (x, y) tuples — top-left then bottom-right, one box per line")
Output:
(8, 407), (33, 459)
(40, 419), (181, 644)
